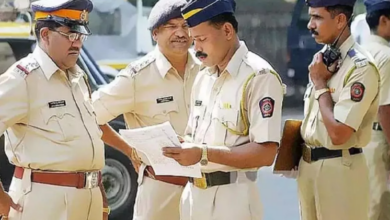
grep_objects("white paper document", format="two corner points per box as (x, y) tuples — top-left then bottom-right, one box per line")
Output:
(119, 122), (202, 178)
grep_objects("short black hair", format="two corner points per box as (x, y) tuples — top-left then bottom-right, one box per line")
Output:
(325, 5), (354, 26)
(366, 9), (390, 31)
(34, 20), (62, 41)
(208, 12), (238, 33)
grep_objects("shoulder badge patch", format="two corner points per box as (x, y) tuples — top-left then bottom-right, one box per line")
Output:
(259, 97), (275, 118)
(350, 82), (365, 102)
(347, 49), (368, 68)
(15, 58), (39, 77)
(125, 53), (156, 78)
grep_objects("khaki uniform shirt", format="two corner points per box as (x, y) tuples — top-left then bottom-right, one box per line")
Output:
(0, 46), (105, 172)
(301, 36), (380, 149)
(185, 41), (284, 173)
(361, 35), (390, 117)
(92, 47), (201, 165)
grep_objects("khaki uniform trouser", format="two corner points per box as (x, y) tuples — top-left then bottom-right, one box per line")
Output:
(364, 131), (390, 220)
(298, 152), (369, 220)
(180, 172), (262, 220)
(132, 164), (184, 220)
(8, 169), (103, 220)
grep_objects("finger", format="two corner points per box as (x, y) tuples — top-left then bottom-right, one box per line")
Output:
(10, 201), (23, 212)
(316, 52), (323, 62)
(163, 152), (181, 160)
(162, 147), (182, 154)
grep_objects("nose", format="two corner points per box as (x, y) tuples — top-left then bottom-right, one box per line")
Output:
(193, 41), (202, 52)
(71, 38), (83, 48)
(307, 18), (315, 30)
(175, 27), (189, 38)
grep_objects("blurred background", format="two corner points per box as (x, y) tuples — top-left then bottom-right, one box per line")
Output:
(0, 0), (370, 219)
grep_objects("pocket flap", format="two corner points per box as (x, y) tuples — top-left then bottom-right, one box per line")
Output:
(213, 108), (239, 126)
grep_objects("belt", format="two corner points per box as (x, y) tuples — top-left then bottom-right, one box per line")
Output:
(144, 166), (188, 187)
(14, 167), (101, 189)
(189, 171), (234, 189)
(302, 145), (362, 163)
(373, 122), (382, 131)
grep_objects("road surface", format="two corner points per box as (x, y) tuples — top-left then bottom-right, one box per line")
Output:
(257, 107), (304, 220)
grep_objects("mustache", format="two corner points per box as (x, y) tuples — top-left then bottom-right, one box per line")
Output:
(310, 29), (319, 36)
(195, 51), (208, 58)
(171, 37), (188, 42)
(68, 47), (80, 53)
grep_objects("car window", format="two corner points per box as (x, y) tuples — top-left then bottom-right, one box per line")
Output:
(0, 43), (16, 75)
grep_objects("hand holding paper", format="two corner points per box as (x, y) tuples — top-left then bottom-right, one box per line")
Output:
(119, 122), (202, 178)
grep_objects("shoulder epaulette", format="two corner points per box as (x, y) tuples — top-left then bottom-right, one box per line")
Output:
(347, 49), (368, 68)
(14, 57), (40, 77)
(126, 53), (156, 78)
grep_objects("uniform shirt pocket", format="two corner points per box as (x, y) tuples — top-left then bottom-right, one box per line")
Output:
(41, 106), (79, 142)
(148, 101), (179, 123)
(211, 108), (239, 145)
(191, 105), (206, 139)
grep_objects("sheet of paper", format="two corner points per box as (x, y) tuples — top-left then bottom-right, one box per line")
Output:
(119, 122), (202, 178)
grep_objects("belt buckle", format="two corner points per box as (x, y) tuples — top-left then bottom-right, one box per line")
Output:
(303, 146), (312, 163)
(373, 123), (381, 131)
(84, 171), (99, 189)
(193, 173), (207, 189)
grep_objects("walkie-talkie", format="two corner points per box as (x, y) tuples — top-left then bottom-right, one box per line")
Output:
(322, 15), (353, 73)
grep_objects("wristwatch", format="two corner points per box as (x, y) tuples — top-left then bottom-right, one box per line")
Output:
(314, 88), (330, 100)
(200, 145), (208, 166)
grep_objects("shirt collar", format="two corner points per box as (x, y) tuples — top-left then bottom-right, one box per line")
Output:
(32, 45), (59, 80)
(366, 35), (389, 46)
(339, 35), (356, 60)
(155, 46), (173, 78)
(207, 41), (249, 77)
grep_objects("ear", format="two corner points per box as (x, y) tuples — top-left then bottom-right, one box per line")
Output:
(40, 27), (50, 43)
(337, 13), (348, 29)
(223, 22), (235, 40)
(379, 15), (389, 26)
(152, 28), (158, 42)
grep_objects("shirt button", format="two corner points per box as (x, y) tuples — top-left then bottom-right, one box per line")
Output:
(163, 110), (167, 114)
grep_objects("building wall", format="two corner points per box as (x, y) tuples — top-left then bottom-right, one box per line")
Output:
(235, 0), (296, 76)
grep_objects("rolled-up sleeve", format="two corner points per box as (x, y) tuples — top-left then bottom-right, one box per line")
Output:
(247, 72), (284, 144)
(334, 64), (379, 130)
(92, 68), (135, 125)
(0, 70), (28, 134)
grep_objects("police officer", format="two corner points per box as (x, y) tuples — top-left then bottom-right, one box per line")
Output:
(0, 0), (109, 219)
(361, 1), (390, 219)
(91, 0), (201, 219)
(298, 0), (380, 219)
(162, 0), (284, 219)
(351, 13), (370, 44)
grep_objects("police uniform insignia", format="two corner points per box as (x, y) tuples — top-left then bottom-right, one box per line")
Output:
(347, 49), (368, 68)
(126, 53), (156, 78)
(80, 10), (88, 22)
(15, 58), (40, 77)
(259, 97), (275, 118)
(350, 82), (365, 102)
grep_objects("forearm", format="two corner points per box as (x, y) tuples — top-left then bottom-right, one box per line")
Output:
(378, 106), (390, 146)
(207, 142), (278, 169)
(100, 124), (133, 157)
(99, 181), (108, 207)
